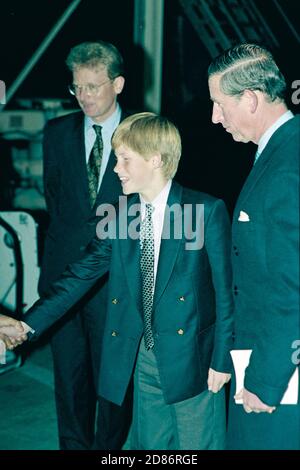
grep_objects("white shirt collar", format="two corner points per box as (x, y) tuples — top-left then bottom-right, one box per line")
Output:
(84, 103), (121, 134)
(257, 110), (294, 158)
(139, 180), (172, 215)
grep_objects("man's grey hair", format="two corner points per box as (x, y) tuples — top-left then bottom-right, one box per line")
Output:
(66, 40), (124, 79)
(208, 43), (286, 102)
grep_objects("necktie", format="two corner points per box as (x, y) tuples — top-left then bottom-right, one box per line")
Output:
(87, 124), (103, 207)
(140, 203), (155, 350)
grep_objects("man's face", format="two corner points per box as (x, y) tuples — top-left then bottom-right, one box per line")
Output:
(114, 144), (157, 198)
(208, 74), (252, 143)
(72, 66), (124, 123)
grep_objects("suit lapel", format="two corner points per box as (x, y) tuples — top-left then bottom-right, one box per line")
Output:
(96, 148), (121, 205)
(119, 194), (143, 310)
(95, 109), (128, 207)
(236, 118), (295, 213)
(235, 143), (273, 211)
(66, 113), (92, 212)
(153, 182), (183, 309)
(68, 112), (86, 178)
(236, 116), (298, 213)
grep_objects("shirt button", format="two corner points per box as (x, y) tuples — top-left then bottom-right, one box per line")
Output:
(177, 329), (184, 335)
(111, 331), (118, 337)
(179, 296), (185, 302)
(112, 298), (118, 304)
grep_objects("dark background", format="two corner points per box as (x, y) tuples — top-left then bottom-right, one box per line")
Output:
(1, 0), (300, 213)
(163, 0), (300, 211)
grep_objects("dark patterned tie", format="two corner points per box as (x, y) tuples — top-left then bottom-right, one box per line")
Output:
(140, 203), (155, 350)
(87, 124), (103, 207)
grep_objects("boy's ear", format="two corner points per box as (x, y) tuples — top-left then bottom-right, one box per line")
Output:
(152, 153), (163, 168)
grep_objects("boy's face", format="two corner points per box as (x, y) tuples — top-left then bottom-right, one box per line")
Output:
(113, 144), (158, 197)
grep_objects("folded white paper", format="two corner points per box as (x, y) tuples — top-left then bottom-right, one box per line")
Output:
(238, 210), (250, 222)
(230, 349), (299, 405)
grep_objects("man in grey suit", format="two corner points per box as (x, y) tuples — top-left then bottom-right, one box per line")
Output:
(208, 43), (300, 449)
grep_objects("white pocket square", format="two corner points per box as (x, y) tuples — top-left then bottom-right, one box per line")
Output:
(238, 210), (250, 222)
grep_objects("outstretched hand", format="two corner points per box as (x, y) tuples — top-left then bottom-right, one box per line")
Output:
(0, 314), (25, 330)
(0, 315), (28, 349)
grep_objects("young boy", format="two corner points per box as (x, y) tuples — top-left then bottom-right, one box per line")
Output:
(1, 113), (233, 450)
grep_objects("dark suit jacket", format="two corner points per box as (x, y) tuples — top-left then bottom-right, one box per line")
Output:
(39, 109), (125, 293)
(25, 181), (234, 406)
(232, 115), (300, 406)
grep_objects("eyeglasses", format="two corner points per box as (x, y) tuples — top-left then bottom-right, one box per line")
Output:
(68, 78), (113, 96)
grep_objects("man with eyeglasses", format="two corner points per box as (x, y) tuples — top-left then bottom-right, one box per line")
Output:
(39, 40), (132, 450)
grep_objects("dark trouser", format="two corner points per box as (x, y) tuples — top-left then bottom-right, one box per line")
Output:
(51, 310), (96, 449)
(50, 296), (132, 450)
(93, 392), (133, 450)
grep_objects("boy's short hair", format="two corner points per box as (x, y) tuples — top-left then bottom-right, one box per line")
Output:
(112, 112), (182, 179)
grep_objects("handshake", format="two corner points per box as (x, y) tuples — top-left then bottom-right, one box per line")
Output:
(0, 314), (33, 364)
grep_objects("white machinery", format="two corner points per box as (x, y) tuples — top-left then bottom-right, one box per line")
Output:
(0, 211), (40, 373)
(1, 103), (47, 210)
(0, 99), (75, 210)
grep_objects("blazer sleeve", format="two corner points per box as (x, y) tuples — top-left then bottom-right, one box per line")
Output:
(24, 236), (112, 337)
(244, 168), (299, 405)
(205, 199), (234, 372)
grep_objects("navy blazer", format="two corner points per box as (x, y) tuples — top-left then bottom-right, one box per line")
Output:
(25, 181), (234, 405)
(232, 115), (300, 406)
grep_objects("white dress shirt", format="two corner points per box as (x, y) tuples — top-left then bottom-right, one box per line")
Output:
(139, 180), (172, 286)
